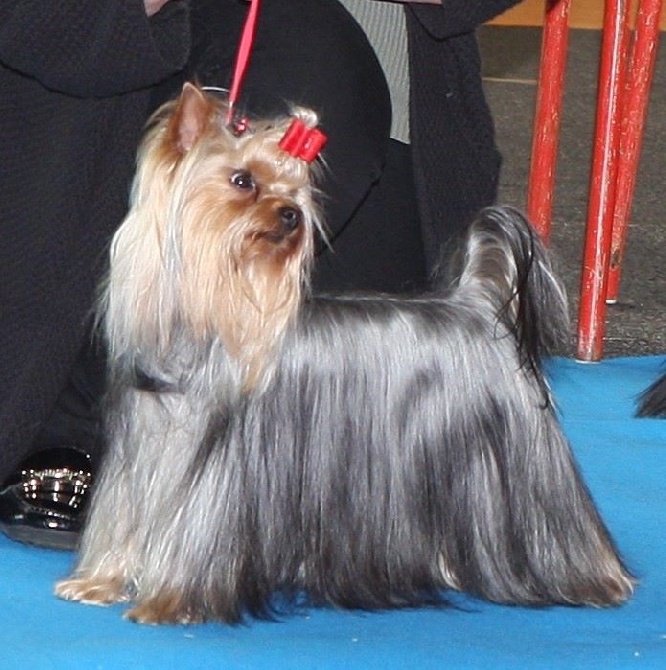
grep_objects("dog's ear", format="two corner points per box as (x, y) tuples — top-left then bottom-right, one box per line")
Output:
(170, 83), (214, 153)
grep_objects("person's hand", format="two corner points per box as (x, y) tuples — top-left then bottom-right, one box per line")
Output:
(144, 0), (171, 17)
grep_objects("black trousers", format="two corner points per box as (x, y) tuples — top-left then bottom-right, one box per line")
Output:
(34, 334), (106, 466)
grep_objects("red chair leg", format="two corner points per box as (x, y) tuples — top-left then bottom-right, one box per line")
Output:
(606, 0), (663, 303)
(527, 0), (572, 242)
(576, 0), (632, 362)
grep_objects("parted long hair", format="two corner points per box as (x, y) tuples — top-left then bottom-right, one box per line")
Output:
(56, 84), (634, 625)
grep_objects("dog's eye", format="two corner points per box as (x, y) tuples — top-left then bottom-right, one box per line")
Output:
(230, 170), (255, 190)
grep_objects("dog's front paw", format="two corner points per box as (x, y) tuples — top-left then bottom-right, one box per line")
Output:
(55, 575), (129, 606)
(125, 594), (203, 625)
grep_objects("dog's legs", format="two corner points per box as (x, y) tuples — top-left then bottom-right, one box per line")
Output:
(125, 593), (204, 625)
(56, 390), (174, 606)
(55, 575), (130, 606)
(55, 434), (135, 605)
(57, 382), (247, 623)
(122, 419), (250, 625)
(443, 207), (633, 606)
(434, 363), (635, 607)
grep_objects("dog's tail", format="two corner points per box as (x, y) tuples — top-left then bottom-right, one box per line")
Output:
(452, 205), (570, 400)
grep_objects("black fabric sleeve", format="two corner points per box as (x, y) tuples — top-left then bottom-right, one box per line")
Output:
(408, 0), (524, 39)
(0, 0), (189, 97)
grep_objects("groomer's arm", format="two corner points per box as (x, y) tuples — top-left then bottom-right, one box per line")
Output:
(0, 0), (189, 97)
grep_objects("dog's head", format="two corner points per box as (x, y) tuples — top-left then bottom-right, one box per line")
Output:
(106, 83), (325, 386)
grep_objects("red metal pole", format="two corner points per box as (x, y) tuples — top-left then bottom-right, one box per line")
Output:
(606, 0), (663, 302)
(527, 0), (572, 242)
(576, 0), (631, 361)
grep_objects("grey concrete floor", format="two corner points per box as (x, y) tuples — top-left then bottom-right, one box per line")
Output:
(479, 26), (666, 358)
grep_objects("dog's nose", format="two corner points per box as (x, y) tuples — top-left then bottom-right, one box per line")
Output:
(278, 206), (301, 234)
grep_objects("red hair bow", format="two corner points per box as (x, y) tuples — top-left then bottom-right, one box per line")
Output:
(279, 119), (328, 163)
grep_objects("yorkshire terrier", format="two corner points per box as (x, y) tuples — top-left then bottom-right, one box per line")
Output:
(56, 83), (634, 624)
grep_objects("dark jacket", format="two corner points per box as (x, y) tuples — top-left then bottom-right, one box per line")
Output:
(407, 1), (522, 268)
(0, 0), (190, 481)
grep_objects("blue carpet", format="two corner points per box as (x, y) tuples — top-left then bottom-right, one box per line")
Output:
(1, 356), (665, 669)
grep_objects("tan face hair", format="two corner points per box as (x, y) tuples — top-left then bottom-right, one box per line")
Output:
(105, 83), (322, 388)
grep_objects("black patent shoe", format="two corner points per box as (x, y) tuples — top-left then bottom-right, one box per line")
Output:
(0, 447), (92, 550)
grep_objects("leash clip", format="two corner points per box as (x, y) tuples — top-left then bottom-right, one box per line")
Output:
(227, 110), (250, 136)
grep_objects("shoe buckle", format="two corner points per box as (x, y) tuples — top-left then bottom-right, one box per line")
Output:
(21, 467), (91, 511)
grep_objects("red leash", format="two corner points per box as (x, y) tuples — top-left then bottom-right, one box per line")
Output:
(224, 0), (327, 161)
(226, 0), (261, 128)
